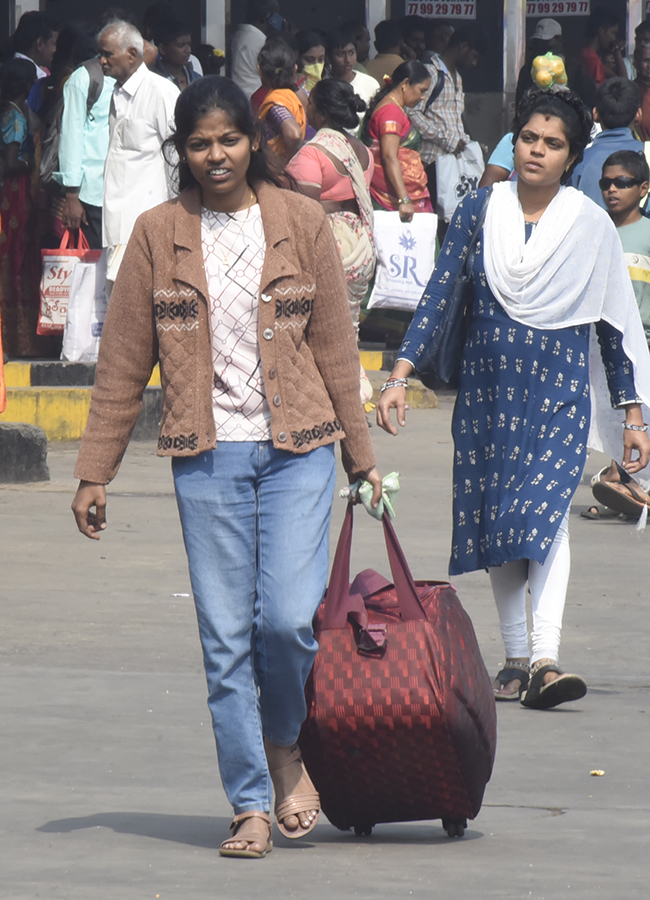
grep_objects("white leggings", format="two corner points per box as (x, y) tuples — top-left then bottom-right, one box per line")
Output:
(488, 510), (570, 665)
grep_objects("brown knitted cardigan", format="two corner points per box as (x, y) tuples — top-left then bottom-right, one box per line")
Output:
(74, 181), (376, 484)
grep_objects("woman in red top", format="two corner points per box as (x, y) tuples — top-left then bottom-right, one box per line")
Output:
(361, 60), (432, 222)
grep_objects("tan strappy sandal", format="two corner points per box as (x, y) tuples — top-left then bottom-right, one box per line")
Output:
(264, 741), (320, 839)
(219, 811), (273, 859)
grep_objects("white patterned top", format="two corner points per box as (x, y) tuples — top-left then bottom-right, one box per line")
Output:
(201, 204), (272, 441)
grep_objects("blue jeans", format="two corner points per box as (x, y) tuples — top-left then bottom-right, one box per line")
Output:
(172, 441), (336, 814)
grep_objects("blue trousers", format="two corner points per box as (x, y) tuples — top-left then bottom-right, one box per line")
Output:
(172, 441), (336, 813)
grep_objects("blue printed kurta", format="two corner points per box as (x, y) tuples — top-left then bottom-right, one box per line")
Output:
(399, 190), (637, 575)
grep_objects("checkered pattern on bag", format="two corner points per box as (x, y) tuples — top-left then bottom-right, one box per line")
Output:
(299, 583), (497, 831)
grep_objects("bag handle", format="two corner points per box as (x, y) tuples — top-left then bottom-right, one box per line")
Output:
(58, 229), (91, 252)
(321, 504), (427, 630)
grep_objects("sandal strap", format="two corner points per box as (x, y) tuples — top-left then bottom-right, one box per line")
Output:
(275, 793), (321, 822)
(530, 659), (562, 679)
(265, 743), (302, 772)
(229, 810), (272, 834)
(497, 665), (530, 688)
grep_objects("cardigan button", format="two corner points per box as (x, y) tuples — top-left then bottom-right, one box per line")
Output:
(277, 431), (287, 443)
(261, 293), (272, 303)
(269, 367), (277, 379)
(263, 328), (274, 340)
(273, 395), (281, 407)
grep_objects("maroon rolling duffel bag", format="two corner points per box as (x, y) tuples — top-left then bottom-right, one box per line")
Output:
(299, 504), (497, 837)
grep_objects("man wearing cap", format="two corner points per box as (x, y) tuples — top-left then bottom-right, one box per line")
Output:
(516, 18), (596, 108)
(516, 20), (563, 107)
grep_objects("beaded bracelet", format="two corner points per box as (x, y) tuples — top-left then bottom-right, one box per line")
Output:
(397, 196), (411, 206)
(381, 378), (409, 393)
(622, 422), (648, 432)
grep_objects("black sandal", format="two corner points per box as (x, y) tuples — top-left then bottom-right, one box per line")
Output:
(494, 662), (530, 701)
(520, 660), (587, 710)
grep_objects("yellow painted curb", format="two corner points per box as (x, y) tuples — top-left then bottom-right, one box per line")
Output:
(0, 387), (92, 440)
(359, 350), (384, 371)
(2, 362), (160, 387)
(4, 362), (31, 387)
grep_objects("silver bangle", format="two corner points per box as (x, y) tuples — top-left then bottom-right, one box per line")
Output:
(622, 422), (648, 431)
(381, 378), (408, 392)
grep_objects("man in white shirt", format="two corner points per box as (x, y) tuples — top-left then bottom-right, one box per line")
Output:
(97, 19), (179, 291)
(230, 0), (282, 98)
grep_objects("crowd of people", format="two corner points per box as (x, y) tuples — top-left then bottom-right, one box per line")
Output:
(0, 0), (644, 862)
(0, 2), (489, 358)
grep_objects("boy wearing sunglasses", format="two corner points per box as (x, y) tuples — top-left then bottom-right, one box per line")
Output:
(601, 149), (650, 346)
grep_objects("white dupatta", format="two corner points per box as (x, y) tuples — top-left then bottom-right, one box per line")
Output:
(482, 181), (650, 460)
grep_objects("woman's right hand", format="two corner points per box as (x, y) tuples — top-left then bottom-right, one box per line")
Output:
(399, 200), (415, 223)
(72, 480), (107, 540)
(376, 385), (408, 435)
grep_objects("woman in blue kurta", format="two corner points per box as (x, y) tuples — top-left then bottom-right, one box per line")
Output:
(377, 88), (650, 709)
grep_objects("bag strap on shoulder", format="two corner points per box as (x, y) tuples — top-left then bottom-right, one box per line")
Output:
(81, 57), (104, 116)
(424, 68), (445, 111)
(463, 186), (492, 277)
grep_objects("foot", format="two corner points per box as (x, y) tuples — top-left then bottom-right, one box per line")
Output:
(493, 658), (530, 700)
(520, 659), (587, 710)
(537, 658), (562, 687)
(264, 741), (320, 839)
(219, 811), (273, 858)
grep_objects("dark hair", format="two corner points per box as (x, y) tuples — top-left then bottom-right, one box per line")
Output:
(325, 28), (357, 56)
(153, 16), (191, 47)
(296, 29), (325, 60)
(12, 11), (56, 54)
(310, 78), (366, 131)
(448, 24), (487, 55)
(602, 149), (649, 183)
(585, 8), (619, 39)
(363, 59), (430, 125)
(193, 43), (226, 75)
(635, 19), (650, 40)
(374, 19), (402, 54)
(247, 0), (278, 24)
(0, 57), (37, 105)
(596, 77), (641, 129)
(165, 75), (282, 193)
(512, 87), (594, 183)
(341, 20), (367, 37)
(258, 34), (297, 90)
(400, 15), (427, 39)
(141, 1), (171, 39)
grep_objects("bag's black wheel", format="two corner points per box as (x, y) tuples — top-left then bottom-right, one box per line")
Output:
(442, 818), (467, 838)
(354, 824), (373, 836)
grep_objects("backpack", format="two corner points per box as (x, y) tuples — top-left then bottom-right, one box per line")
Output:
(40, 57), (104, 188)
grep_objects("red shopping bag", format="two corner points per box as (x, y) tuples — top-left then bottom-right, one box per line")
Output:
(38, 230), (101, 335)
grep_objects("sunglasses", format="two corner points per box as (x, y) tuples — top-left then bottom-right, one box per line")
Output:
(599, 176), (642, 190)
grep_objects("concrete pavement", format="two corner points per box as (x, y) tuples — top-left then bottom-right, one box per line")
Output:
(2, 396), (649, 899)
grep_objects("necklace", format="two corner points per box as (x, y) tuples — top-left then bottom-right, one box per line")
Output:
(207, 190), (257, 268)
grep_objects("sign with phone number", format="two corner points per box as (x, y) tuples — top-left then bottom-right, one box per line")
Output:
(406, 2), (476, 19)
(527, 0), (590, 15)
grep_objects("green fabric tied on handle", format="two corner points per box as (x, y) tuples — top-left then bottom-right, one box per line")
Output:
(339, 472), (400, 520)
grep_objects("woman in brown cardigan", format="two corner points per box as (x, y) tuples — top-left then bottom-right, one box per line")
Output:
(71, 76), (380, 859)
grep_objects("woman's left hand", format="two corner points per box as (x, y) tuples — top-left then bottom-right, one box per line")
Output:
(399, 201), (414, 223)
(351, 467), (383, 509)
(622, 429), (650, 473)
